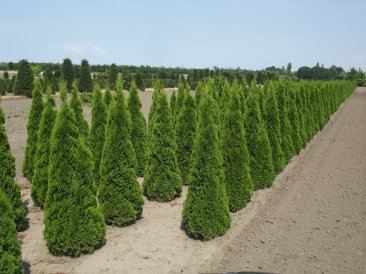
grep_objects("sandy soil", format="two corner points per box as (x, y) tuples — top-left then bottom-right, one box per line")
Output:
(0, 87), (365, 274)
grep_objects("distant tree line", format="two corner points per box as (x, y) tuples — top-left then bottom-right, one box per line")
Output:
(1, 60), (365, 96)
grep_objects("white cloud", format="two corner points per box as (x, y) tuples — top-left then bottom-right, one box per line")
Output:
(61, 41), (108, 55)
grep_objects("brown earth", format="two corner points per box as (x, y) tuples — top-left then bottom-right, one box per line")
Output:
(0, 87), (365, 274)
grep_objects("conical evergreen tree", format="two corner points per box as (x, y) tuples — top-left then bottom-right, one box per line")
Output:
(143, 91), (182, 201)
(0, 107), (15, 179)
(78, 59), (93, 92)
(22, 82), (44, 180)
(31, 94), (56, 208)
(147, 80), (162, 133)
(222, 91), (253, 212)
(244, 91), (275, 190)
(99, 90), (144, 226)
(62, 58), (74, 92)
(295, 85), (308, 148)
(276, 82), (295, 163)
(127, 81), (147, 177)
(194, 81), (204, 114)
(44, 97), (105, 257)
(263, 82), (286, 174)
(170, 91), (177, 122)
(182, 96), (231, 240)
(0, 108), (27, 231)
(88, 84), (107, 187)
(0, 192), (23, 274)
(218, 79), (230, 127)
(287, 84), (303, 155)
(175, 80), (186, 121)
(175, 91), (196, 184)
(104, 88), (113, 107)
(14, 59), (33, 97)
(70, 85), (89, 140)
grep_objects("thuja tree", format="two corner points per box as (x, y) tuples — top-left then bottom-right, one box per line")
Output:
(286, 83), (303, 155)
(222, 91), (253, 212)
(301, 83), (315, 143)
(109, 63), (118, 90)
(70, 86), (89, 140)
(147, 80), (162, 133)
(0, 107), (15, 179)
(99, 90), (144, 226)
(14, 59), (33, 97)
(295, 85), (308, 148)
(174, 79), (186, 122)
(88, 84), (107, 187)
(170, 91), (177, 122)
(22, 82), (44, 180)
(31, 94), (56, 208)
(182, 95), (231, 240)
(104, 88), (113, 107)
(175, 91), (196, 184)
(143, 91), (182, 202)
(217, 78), (230, 126)
(276, 82), (295, 163)
(244, 90), (275, 190)
(0, 192), (23, 274)
(127, 81), (147, 177)
(44, 98), (105, 257)
(62, 58), (74, 92)
(0, 108), (27, 231)
(78, 59), (93, 92)
(194, 81), (204, 112)
(263, 82), (285, 174)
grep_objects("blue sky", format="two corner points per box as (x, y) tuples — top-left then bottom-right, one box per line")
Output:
(0, 0), (365, 70)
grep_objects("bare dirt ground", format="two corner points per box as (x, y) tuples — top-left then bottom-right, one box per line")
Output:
(0, 87), (365, 274)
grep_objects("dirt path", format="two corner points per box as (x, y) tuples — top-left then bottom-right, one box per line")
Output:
(0, 87), (365, 273)
(204, 87), (366, 274)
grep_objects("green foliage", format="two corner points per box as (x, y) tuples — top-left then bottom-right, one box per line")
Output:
(78, 59), (93, 92)
(175, 79), (186, 121)
(109, 63), (118, 90)
(31, 94), (56, 208)
(99, 90), (144, 226)
(104, 89), (112, 107)
(175, 92), (196, 184)
(62, 58), (74, 92)
(182, 95), (231, 240)
(170, 91), (177, 122)
(79, 93), (93, 105)
(22, 82), (44, 181)
(44, 101), (105, 257)
(51, 73), (58, 94)
(143, 90), (182, 202)
(221, 91), (253, 212)
(295, 85), (308, 148)
(0, 192), (24, 274)
(70, 87), (89, 140)
(128, 82), (147, 177)
(194, 81), (204, 111)
(0, 108), (15, 179)
(276, 82), (295, 163)
(244, 90), (275, 190)
(287, 84), (303, 155)
(147, 80), (162, 133)
(0, 176), (27, 232)
(14, 59), (34, 97)
(263, 83), (286, 173)
(88, 84), (107, 187)
(0, 108), (27, 231)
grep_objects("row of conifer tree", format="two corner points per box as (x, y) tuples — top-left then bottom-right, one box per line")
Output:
(0, 77), (355, 270)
